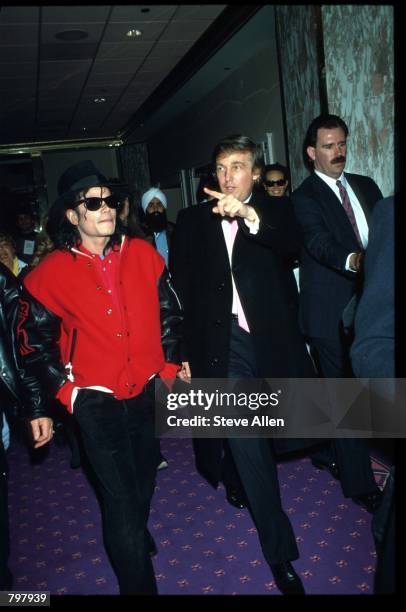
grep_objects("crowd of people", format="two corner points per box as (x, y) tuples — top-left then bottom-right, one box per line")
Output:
(0, 114), (394, 595)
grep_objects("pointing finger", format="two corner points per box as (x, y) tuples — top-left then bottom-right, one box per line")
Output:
(204, 187), (224, 200)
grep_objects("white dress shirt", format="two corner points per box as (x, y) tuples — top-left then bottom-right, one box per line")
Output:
(221, 193), (259, 316)
(315, 170), (368, 271)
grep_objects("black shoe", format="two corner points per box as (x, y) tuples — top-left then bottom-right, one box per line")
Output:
(225, 487), (248, 509)
(270, 561), (305, 595)
(311, 458), (340, 480)
(146, 530), (158, 557)
(352, 490), (383, 514)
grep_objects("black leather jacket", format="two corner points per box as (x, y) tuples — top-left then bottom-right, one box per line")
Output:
(16, 262), (183, 419)
(0, 263), (51, 422)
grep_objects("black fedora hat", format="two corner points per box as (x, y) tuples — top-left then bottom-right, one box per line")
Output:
(53, 159), (127, 210)
(46, 160), (127, 244)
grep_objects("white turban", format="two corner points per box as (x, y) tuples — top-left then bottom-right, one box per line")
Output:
(141, 188), (167, 212)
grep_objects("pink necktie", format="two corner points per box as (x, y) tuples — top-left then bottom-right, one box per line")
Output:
(229, 220), (250, 332)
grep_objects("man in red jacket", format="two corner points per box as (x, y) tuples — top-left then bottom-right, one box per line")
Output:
(19, 160), (183, 595)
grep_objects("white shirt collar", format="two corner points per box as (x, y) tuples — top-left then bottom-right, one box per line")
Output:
(314, 169), (346, 189)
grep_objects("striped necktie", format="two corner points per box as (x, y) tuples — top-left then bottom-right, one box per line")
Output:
(336, 180), (363, 248)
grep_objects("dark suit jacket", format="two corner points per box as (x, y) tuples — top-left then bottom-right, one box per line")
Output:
(350, 197), (394, 377)
(170, 192), (316, 485)
(292, 172), (383, 343)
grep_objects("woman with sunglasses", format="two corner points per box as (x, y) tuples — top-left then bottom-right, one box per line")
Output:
(262, 162), (290, 198)
(262, 163), (301, 297)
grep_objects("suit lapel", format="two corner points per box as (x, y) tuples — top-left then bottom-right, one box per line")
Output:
(207, 206), (231, 272)
(345, 173), (371, 226)
(310, 174), (361, 247)
(311, 173), (341, 208)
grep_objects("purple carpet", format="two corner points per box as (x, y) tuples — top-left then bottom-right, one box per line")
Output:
(7, 437), (389, 595)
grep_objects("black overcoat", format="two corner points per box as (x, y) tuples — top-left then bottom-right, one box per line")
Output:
(170, 191), (317, 486)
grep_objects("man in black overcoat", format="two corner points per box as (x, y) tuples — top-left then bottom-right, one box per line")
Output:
(170, 135), (317, 595)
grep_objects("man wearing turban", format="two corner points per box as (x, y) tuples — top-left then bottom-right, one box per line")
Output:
(141, 188), (175, 267)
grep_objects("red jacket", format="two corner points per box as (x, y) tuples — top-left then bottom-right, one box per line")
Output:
(23, 237), (182, 412)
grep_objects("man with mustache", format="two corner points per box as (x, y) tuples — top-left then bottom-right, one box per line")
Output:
(292, 114), (383, 512)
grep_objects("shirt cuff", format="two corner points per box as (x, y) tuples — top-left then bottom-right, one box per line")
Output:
(345, 252), (357, 272)
(243, 210), (260, 234)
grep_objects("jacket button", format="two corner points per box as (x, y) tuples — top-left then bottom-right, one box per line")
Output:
(210, 357), (219, 366)
(214, 319), (222, 326)
(218, 283), (225, 290)
(107, 308), (112, 315)
(117, 332), (123, 337)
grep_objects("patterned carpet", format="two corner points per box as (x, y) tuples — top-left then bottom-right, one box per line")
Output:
(7, 437), (389, 595)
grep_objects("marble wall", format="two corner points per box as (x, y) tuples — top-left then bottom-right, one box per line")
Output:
(322, 5), (394, 196)
(276, 4), (394, 196)
(275, 5), (321, 190)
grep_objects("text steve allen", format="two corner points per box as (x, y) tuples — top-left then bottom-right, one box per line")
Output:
(166, 415), (285, 427)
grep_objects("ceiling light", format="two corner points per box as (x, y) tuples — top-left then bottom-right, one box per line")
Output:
(126, 29), (143, 38)
(93, 97), (106, 104)
(55, 29), (88, 41)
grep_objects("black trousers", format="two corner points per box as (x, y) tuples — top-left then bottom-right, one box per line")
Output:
(225, 320), (298, 564)
(73, 385), (160, 594)
(0, 436), (10, 590)
(309, 337), (379, 497)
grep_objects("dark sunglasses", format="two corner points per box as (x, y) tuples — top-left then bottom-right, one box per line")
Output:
(264, 179), (286, 187)
(75, 195), (121, 211)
